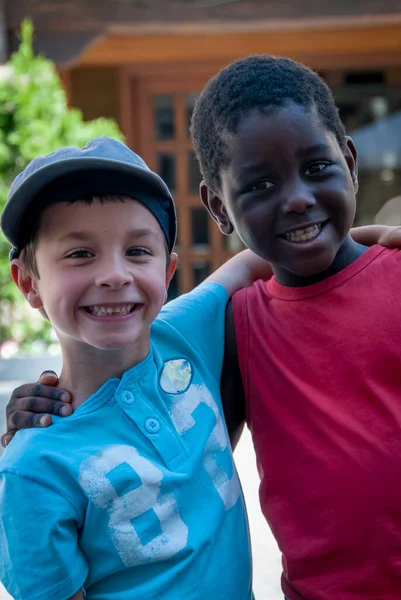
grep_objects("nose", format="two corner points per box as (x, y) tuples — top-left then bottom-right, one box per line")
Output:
(94, 254), (133, 289)
(281, 179), (316, 214)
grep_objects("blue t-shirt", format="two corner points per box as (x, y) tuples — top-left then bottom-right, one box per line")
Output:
(0, 283), (252, 600)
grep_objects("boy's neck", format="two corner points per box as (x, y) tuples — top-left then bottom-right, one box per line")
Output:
(58, 339), (150, 409)
(273, 236), (368, 288)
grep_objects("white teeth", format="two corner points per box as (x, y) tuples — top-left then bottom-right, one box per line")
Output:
(86, 304), (134, 316)
(284, 224), (322, 243)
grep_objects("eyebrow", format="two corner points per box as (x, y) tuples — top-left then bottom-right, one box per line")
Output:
(128, 228), (159, 240)
(296, 143), (332, 157)
(58, 228), (159, 243)
(236, 162), (276, 181)
(236, 143), (333, 180)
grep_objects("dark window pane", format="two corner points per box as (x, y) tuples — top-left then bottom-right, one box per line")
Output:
(345, 71), (385, 86)
(193, 261), (211, 287)
(337, 102), (359, 124)
(188, 151), (202, 195)
(157, 153), (176, 194)
(153, 95), (174, 140)
(167, 269), (180, 302)
(186, 92), (198, 136)
(191, 208), (209, 247)
(323, 70), (401, 230)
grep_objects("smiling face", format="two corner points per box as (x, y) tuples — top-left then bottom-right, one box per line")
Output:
(14, 199), (176, 356)
(202, 102), (359, 285)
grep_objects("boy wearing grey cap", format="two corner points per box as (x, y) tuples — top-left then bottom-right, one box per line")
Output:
(0, 137), (266, 600)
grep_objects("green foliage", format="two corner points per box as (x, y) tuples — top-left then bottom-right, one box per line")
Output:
(0, 20), (124, 350)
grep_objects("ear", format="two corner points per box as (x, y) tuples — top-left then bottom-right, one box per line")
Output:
(10, 259), (43, 309)
(344, 136), (358, 194)
(199, 180), (234, 235)
(165, 252), (178, 290)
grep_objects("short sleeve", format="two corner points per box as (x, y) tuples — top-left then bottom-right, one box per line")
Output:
(0, 471), (88, 600)
(157, 282), (228, 380)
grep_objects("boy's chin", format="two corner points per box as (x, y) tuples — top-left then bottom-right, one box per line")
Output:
(85, 336), (144, 351)
(60, 332), (148, 353)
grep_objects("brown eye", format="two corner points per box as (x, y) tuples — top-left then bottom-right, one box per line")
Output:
(304, 162), (330, 176)
(127, 247), (151, 257)
(67, 250), (93, 259)
(249, 180), (275, 192)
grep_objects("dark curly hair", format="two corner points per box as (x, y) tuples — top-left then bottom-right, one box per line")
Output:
(190, 55), (346, 192)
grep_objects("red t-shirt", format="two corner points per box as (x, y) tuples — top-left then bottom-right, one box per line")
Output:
(233, 246), (401, 599)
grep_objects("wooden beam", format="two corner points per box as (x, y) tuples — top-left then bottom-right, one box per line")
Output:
(0, 0), (7, 62)
(78, 23), (401, 69)
(57, 68), (72, 106)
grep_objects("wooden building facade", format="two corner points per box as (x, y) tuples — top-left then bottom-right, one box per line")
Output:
(4, 0), (401, 295)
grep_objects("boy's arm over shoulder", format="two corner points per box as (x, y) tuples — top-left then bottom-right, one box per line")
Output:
(351, 225), (401, 248)
(158, 250), (271, 376)
(205, 249), (272, 297)
(0, 467), (87, 600)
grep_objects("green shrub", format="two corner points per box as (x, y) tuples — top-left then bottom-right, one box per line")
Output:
(0, 20), (124, 351)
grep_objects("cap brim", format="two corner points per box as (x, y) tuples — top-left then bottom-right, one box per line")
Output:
(2, 157), (175, 252)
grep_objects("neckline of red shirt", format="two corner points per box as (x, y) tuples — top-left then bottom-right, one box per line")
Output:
(266, 244), (386, 301)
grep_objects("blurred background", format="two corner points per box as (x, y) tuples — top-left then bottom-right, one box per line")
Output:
(0, 1), (401, 598)
(0, 0), (400, 354)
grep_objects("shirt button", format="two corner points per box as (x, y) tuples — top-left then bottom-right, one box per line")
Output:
(144, 418), (160, 434)
(121, 390), (134, 405)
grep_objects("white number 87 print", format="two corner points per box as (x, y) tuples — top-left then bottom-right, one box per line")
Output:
(79, 383), (240, 565)
(80, 445), (189, 566)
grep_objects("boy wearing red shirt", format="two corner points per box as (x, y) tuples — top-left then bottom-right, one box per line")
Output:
(191, 55), (401, 599)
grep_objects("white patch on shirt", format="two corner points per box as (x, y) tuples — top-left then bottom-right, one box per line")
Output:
(159, 359), (192, 394)
(170, 382), (241, 510)
(79, 445), (188, 566)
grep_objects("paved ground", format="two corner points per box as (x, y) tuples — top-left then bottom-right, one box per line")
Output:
(0, 376), (282, 600)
